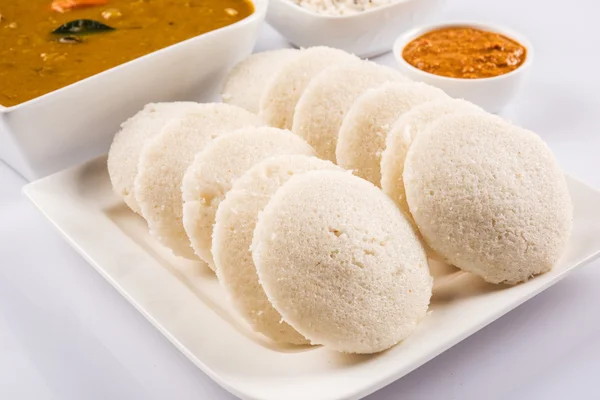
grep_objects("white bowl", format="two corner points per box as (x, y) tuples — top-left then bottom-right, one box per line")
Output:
(0, 0), (268, 181)
(267, 0), (445, 58)
(393, 21), (534, 113)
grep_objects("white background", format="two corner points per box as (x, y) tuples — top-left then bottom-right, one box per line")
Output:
(2, 0), (600, 399)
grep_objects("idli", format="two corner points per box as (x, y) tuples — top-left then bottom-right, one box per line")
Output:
(135, 104), (263, 259)
(258, 46), (358, 129)
(336, 82), (449, 185)
(213, 155), (340, 344)
(107, 102), (200, 214)
(381, 98), (483, 218)
(182, 127), (316, 269)
(292, 60), (409, 162)
(404, 113), (573, 284)
(252, 170), (433, 354)
(221, 49), (300, 113)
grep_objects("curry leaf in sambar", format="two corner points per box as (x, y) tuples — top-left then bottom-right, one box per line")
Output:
(52, 19), (115, 35)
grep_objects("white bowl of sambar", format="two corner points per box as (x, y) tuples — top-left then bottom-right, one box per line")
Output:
(0, 0), (267, 180)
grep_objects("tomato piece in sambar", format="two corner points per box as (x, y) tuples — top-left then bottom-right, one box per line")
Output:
(402, 27), (527, 79)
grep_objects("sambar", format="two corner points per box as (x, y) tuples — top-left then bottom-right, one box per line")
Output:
(0, 0), (254, 106)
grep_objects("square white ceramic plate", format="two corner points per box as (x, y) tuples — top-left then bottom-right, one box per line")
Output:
(23, 156), (600, 400)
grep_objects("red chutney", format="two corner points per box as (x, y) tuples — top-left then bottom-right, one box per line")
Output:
(402, 27), (527, 79)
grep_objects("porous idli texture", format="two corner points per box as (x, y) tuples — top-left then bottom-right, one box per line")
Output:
(221, 49), (300, 113)
(134, 104), (263, 259)
(292, 60), (410, 162)
(213, 155), (340, 344)
(252, 170), (433, 354)
(404, 113), (573, 284)
(381, 98), (483, 219)
(258, 46), (358, 129)
(336, 81), (448, 185)
(182, 127), (316, 269)
(107, 102), (200, 214)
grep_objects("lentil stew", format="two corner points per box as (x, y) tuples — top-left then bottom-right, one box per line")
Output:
(0, 0), (254, 107)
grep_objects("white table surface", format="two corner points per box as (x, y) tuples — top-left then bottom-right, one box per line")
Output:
(2, 1), (600, 399)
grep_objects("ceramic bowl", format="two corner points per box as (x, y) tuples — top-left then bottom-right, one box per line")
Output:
(267, 0), (445, 58)
(0, 0), (268, 181)
(393, 21), (534, 113)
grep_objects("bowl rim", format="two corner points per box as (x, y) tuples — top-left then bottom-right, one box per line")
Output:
(393, 20), (535, 84)
(0, 0), (268, 113)
(269, 0), (425, 20)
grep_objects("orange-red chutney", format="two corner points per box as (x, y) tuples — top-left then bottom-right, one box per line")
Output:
(402, 27), (527, 79)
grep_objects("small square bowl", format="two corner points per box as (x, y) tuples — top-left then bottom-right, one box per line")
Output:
(393, 21), (534, 113)
(267, 0), (445, 58)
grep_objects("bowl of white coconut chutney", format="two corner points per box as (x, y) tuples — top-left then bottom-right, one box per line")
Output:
(267, 0), (445, 58)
